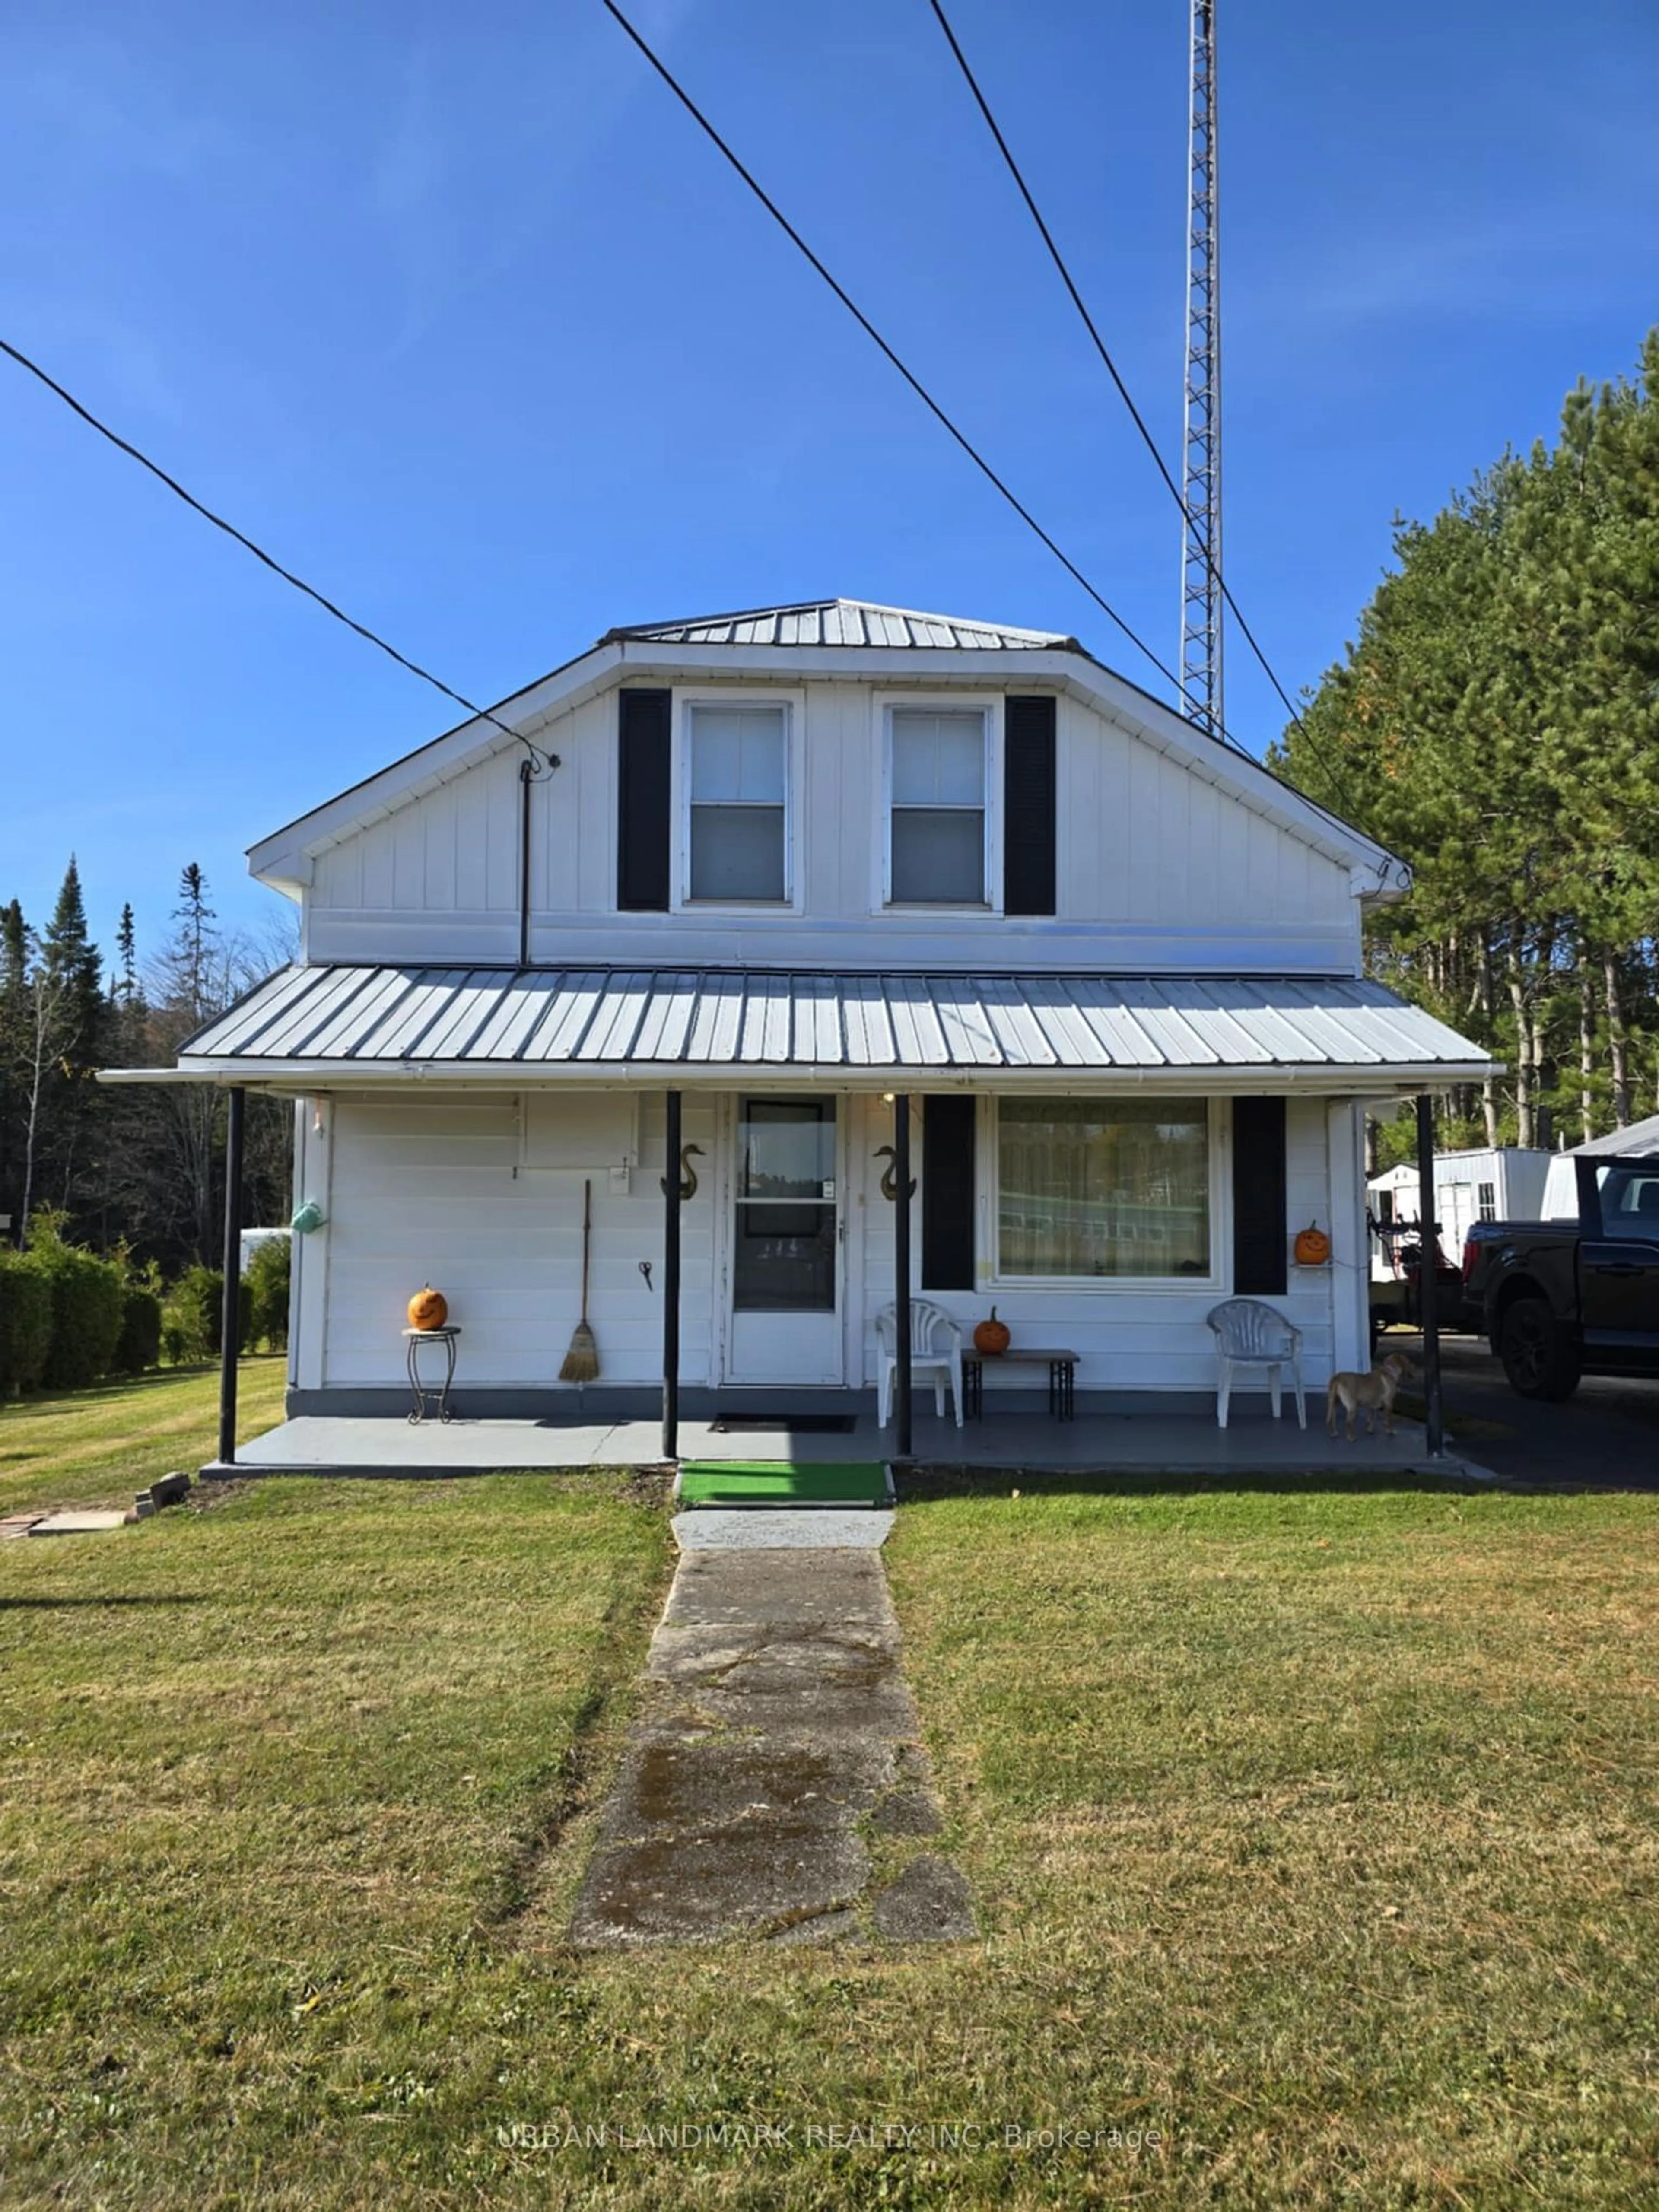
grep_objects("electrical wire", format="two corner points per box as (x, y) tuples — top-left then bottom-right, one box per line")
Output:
(0, 334), (551, 768)
(3, 34), (1362, 834)
(595, 0), (1228, 734)
(925, 0), (1363, 815)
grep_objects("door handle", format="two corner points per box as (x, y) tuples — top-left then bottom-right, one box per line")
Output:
(1592, 1262), (1643, 1277)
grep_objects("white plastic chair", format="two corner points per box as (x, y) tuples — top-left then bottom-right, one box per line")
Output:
(1205, 1298), (1306, 1430)
(874, 1300), (965, 1428)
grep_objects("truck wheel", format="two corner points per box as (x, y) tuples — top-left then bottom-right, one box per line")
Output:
(1498, 1297), (1582, 1401)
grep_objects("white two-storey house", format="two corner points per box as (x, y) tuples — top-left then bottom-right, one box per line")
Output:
(165, 598), (1488, 1446)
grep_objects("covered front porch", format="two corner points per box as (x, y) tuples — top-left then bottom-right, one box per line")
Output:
(233, 1400), (1449, 1478)
(102, 963), (1492, 1478)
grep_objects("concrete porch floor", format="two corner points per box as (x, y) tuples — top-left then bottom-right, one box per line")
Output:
(231, 1404), (1455, 1478)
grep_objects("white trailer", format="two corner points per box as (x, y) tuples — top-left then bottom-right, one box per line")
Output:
(1539, 1113), (1659, 1220)
(1367, 1147), (1553, 1283)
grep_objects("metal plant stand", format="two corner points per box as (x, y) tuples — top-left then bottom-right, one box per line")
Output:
(403, 1325), (461, 1424)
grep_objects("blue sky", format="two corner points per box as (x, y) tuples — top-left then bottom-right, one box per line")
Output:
(3, 0), (1655, 965)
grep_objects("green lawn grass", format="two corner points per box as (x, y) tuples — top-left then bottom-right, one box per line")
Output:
(0, 1355), (288, 1516)
(3, 1371), (1658, 2208)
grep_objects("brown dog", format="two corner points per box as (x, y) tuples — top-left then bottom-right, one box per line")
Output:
(1325, 1353), (1413, 1440)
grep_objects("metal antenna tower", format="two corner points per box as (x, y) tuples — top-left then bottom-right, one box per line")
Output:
(1181, 0), (1222, 737)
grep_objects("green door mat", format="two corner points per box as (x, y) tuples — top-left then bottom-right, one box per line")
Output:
(677, 1461), (890, 1507)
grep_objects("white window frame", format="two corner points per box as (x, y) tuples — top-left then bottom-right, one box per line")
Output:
(874, 693), (1002, 914)
(672, 689), (805, 914)
(982, 1092), (1228, 1292)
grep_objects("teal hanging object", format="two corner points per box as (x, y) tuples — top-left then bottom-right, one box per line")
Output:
(291, 1200), (326, 1235)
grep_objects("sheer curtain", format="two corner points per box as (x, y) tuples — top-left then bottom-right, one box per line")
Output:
(998, 1097), (1211, 1278)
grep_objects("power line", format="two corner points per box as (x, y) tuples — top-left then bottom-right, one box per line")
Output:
(933, 5), (1366, 820)
(598, 2), (1374, 842)
(924, 2), (1311, 740)
(596, 0), (1224, 733)
(0, 335), (548, 766)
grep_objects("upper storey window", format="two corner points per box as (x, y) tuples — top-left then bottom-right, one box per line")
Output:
(615, 686), (1054, 918)
(886, 707), (990, 906)
(685, 703), (791, 904)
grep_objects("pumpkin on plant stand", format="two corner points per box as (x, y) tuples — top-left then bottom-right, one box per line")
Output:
(973, 1308), (1011, 1355)
(407, 1284), (449, 1331)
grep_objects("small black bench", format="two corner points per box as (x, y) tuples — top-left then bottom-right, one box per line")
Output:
(961, 1347), (1079, 1421)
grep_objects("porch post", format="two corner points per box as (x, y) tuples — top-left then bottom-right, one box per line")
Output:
(893, 1092), (912, 1459)
(1414, 1092), (1445, 1457)
(662, 1087), (681, 1461)
(217, 1084), (245, 1468)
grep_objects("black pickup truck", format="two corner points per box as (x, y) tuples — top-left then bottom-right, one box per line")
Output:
(1463, 1154), (1659, 1398)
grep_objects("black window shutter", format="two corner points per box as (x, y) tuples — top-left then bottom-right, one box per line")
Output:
(1002, 694), (1057, 916)
(921, 1095), (977, 1290)
(617, 689), (671, 912)
(1232, 1097), (1287, 1295)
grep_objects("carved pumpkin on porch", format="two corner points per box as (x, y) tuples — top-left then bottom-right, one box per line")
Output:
(1293, 1222), (1332, 1267)
(973, 1308), (1011, 1355)
(407, 1284), (449, 1331)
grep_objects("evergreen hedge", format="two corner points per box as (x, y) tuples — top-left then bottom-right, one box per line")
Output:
(28, 1221), (124, 1389)
(0, 1234), (254, 1392)
(112, 1284), (164, 1376)
(0, 1255), (53, 1396)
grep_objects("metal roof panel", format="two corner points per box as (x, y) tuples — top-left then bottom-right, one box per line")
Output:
(175, 965), (1491, 1081)
(610, 598), (1073, 655)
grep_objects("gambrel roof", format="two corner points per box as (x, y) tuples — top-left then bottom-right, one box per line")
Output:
(247, 597), (1408, 902)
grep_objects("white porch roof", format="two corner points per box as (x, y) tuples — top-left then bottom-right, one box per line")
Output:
(129, 964), (1493, 1093)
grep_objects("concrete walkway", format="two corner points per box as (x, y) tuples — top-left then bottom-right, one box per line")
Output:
(671, 1508), (893, 1549)
(570, 1524), (973, 1948)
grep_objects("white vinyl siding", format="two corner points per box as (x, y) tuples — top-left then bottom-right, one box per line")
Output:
(318, 1091), (717, 1388)
(296, 1091), (1351, 1401)
(302, 683), (1360, 970)
(862, 1093), (1340, 1389)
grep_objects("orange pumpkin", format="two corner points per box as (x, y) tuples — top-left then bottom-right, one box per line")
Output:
(973, 1307), (1011, 1354)
(1293, 1222), (1332, 1267)
(407, 1284), (449, 1331)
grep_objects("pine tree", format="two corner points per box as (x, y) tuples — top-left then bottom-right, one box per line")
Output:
(31, 860), (108, 1224)
(132, 864), (235, 1264)
(1274, 325), (1659, 1153)
(0, 899), (27, 1240)
(114, 903), (137, 1004)
(42, 859), (104, 1040)
(160, 863), (218, 1031)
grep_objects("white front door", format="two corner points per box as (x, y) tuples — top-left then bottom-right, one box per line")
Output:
(724, 1096), (845, 1386)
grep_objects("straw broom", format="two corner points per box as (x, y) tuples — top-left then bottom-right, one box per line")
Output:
(559, 1178), (600, 1382)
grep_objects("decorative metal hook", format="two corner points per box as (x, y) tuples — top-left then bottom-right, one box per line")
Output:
(659, 1143), (703, 1201)
(874, 1144), (916, 1202)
